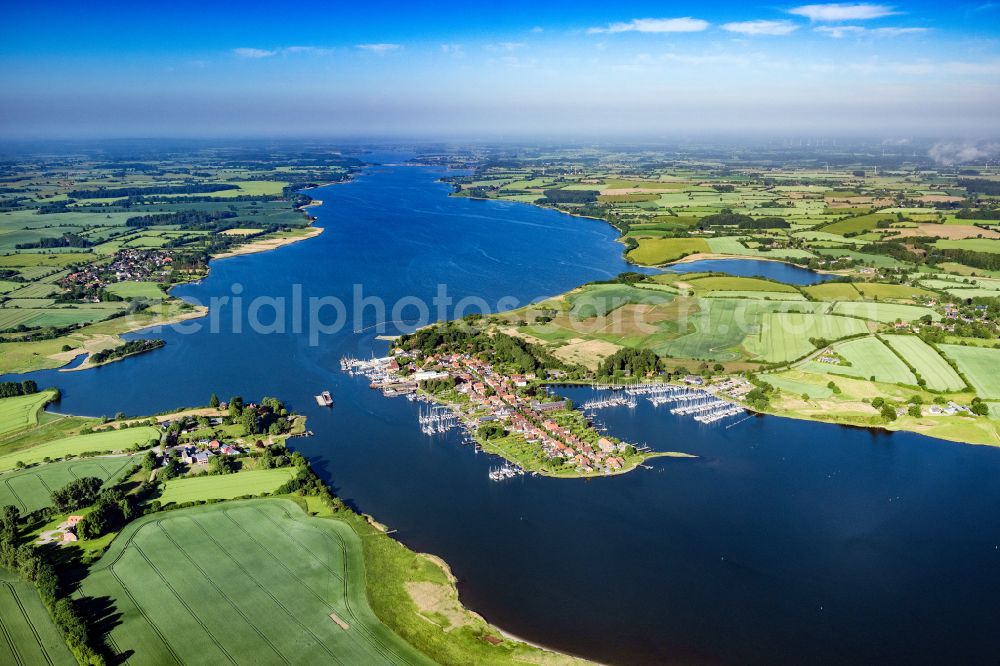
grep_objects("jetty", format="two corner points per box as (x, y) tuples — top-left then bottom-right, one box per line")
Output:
(314, 391), (334, 407)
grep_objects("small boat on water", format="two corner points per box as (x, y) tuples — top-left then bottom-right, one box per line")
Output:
(315, 391), (334, 407)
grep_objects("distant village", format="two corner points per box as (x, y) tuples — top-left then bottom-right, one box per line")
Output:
(345, 352), (644, 476)
(60, 249), (172, 298)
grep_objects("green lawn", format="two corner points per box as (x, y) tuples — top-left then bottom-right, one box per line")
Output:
(0, 391), (55, 437)
(0, 571), (75, 666)
(0, 456), (140, 514)
(77, 500), (434, 665)
(0, 426), (158, 472)
(882, 335), (967, 392)
(939, 345), (1000, 399)
(158, 468), (297, 504)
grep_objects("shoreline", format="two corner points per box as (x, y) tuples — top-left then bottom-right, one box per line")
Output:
(209, 224), (324, 260)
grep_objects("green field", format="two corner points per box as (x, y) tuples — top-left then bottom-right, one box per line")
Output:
(852, 283), (937, 300)
(627, 238), (709, 265)
(686, 276), (798, 293)
(77, 500), (433, 665)
(157, 468), (297, 505)
(831, 301), (937, 323)
(802, 283), (862, 300)
(0, 456), (140, 514)
(104, 281), (167, 300)
(0, 426), (158, 472)
(0, 253), (94, 268)
(567, 284), (674, 318)
(0, 391), (54, 437)
(746, 312), (868, 363)
(935, 238), (1000, 254)
(765, 373), (834, 399)
(0, 571), (75, 666)
(820, 336), (916, 384)
(882, 335), (967, 391)
(939, 345), (1000, 399)
(821, 213), (894, 235)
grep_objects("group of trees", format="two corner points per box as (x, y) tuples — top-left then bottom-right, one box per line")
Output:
(597, 348), (660, 378)
(76, 487), (136, 540)
(227, 396), (291, 436)
(400, 322), (568, 376)
(68, 183), (238, 199)
(0, 505), (104, 664)
(125, 209), (238, 229)
(88, 339), (164, 365)
(15, 232), (92, 250)
(540, 188), (597, 204)
(50, 477), (103, 513)
(700, 210), (789, 229)
(0, 380), (38, 398)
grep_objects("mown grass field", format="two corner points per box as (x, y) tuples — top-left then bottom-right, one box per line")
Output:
(0, 456), (140, 513)
(0, 426), (158, 472)
(852, 283), (937, 300)
(746, 312), (868, 363)
(77, 500), (434, 665)
(935, 238), (1000, 254)
(0, 391), (55, 437)
(939, 345), (1000, 399)
(0, 571), (75, 666)
(882, 335), (967, 391)
(802, 282), (862, 300)
(157, 468), (297, 505)
(820, 337), (916, 385)
(831, 301), (937, 323)
(104, 281), (167, 300)
(764, 373), (834, 399)
(626, 238), (709, 265)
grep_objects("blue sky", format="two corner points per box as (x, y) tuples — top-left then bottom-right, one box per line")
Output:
(1, 1), (998, 138)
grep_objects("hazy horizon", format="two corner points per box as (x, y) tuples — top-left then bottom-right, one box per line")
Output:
(2, 1), (999, 140)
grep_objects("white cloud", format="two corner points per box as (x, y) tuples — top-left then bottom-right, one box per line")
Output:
(487, 42), (526, 51)
(929, 141), (1000, 165)
(788, 3), (898, 21)
(721, 20), (799, 35)
(356, 43), (401, 54)
(233, 48), (276, 58)
(232, 46), (333, 58)
(441, 44), (465, 58)
(531, 26), (544, 33)
(816, 25), (928, 37)
(588, 17), (710, 34)
(282, 46), (333, 55)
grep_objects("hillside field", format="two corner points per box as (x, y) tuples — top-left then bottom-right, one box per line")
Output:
(157, 468), (297, 505)
(0, 456), (140, 514)
(0, 572), (75, 666)
(882, 336), (967, 392)
(77, 500), (433, 665)
(0, 426), (158, 472)
(0, 391), (55, 437)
